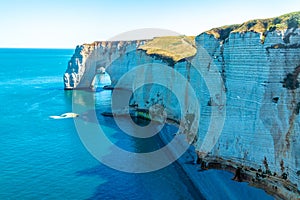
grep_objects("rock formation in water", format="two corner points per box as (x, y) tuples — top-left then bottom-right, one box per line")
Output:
(63, 40), (148, 89)
(64, 12), (300, 199)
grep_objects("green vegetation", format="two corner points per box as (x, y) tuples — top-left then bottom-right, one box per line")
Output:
(138, 12), (300, 63)
(138, 35), (196, 63)
(206, 11), (300, 40)
(206, 24), (240, 40)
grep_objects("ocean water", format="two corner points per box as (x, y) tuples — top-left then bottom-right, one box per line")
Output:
(0, 49), (274, 200)
(0, 48), (202, 200)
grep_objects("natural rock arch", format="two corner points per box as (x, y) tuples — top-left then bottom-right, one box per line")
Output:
(64, 40), (148, 90)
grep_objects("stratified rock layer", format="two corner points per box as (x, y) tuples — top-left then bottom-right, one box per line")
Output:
(195, 29), (300, 199)
(64, 40), (148, 89)
(64, 14), (300, 199)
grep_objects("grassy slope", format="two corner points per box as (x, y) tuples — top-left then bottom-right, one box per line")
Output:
(206, 11), (300, 40)
(138, 36), (196, 63)
(139, 11), (300, 63)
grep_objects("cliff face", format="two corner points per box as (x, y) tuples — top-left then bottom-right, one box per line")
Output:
(64, 40), (148, 89)
(65, 14), (300, 197)
(195, 29), (300, 193)
(63, 37), (197, 90)
(126, 30), (300, 188)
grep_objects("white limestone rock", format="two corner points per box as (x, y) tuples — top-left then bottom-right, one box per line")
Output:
(64, 28), (300, 194)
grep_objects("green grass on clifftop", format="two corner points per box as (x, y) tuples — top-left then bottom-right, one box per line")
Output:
(138, 36), (196, 63)
(206, 11), (300, 40)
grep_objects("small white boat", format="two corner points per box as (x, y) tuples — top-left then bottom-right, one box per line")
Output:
(50, 112), (79, 119)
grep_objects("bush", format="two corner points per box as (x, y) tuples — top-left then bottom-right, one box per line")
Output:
(287, 15), (299, 29)
(273, 17), (282, 25)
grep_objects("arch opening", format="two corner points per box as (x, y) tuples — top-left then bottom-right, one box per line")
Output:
(92, 72), (112, 91)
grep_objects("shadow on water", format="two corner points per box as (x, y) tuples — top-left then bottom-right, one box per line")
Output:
(76, 161), (205, 200)
(76, 165), (152, 200)
(73, 114), (205, 199)
(71, 75), (205, 200)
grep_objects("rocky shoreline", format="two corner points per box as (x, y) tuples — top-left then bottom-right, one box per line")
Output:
(198, 156), (300, 199)
(102, 108), (299, 199)
(65, 12), (300, 196)
(154, 112), (298, 199)
(162, 116), (300, 200)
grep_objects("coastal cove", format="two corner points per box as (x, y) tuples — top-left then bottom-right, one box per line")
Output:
(1, 0), (300, 196)
(0, 48), (198, 200)
(63, 11), (300, 199)
(0, 48), (274, 199)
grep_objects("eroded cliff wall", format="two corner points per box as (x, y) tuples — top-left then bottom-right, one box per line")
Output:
(195, 29), (300, 192)
(64, 29), (300, 197)
(64, 40), (148, 89)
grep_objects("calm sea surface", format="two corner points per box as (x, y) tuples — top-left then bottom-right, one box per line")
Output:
(0, 49), (274, 200)
(0, 48), (203, 200)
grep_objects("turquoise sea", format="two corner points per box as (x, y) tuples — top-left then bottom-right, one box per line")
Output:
(0, 49), (273, 200)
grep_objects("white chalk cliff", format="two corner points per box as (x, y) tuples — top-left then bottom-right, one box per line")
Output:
(64, 12), (300, 198)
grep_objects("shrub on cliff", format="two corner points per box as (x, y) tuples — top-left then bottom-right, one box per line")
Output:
(205, 11), (300, 40)
(287, 15), (300, 29)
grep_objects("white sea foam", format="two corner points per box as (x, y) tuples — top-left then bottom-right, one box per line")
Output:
(49, 112), (79, 119)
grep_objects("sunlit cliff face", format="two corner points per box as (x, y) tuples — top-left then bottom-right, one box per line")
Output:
(64, 17), (300, 195)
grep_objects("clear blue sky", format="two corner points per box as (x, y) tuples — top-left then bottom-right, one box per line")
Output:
(0, 0), (299, 48)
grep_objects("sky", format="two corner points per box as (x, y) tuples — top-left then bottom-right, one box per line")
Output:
(0, 0), (299, 48)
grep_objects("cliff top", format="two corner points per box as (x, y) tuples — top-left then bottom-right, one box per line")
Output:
(76, 12), (299, 64)
(138, 12), (300, 62)
(206, 11), (300, 40)
(138, 36), (196, 63)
